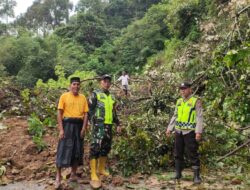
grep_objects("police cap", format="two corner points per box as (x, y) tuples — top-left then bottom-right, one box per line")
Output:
(179, 82), (192, 89)
(100, 74), (112, 81)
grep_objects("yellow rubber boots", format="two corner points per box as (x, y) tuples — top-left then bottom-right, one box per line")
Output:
(90, 159), (99, 181)
(90, 159), (101, 189)
(98, 156), (110, 176)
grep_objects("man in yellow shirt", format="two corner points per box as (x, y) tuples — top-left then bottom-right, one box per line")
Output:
(55, 77), (89, 189)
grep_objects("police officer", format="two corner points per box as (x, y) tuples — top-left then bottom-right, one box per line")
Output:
(166, 82), (203, 184)
(88, 74), (121, 188)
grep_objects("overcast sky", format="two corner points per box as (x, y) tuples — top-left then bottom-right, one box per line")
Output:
(0, 0), (79, 23)
(14, 0), (79, 17)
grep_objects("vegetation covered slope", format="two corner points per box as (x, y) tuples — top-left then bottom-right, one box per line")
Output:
(0, 0), (249, 186)
(111, 0), (250, 176)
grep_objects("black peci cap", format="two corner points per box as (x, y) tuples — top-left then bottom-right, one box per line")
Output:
(179, 82), (192, 89)
(70, 77), (80, 83)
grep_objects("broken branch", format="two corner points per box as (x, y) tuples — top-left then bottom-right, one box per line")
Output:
(217, 139), (250, 162)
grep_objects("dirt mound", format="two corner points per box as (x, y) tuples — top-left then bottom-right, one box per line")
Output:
(0, 117), (57, 184)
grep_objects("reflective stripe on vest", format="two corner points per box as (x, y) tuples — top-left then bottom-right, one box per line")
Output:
(96, 92), (115, 124)
(175, 97), (197, 130)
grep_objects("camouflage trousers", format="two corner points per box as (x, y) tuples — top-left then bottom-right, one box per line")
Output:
(90, 123), (112, 159)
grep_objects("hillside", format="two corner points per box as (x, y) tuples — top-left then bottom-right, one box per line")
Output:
(0, 0), (249, 189)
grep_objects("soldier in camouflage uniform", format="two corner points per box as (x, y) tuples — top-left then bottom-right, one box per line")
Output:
(88, 74), (121, 187)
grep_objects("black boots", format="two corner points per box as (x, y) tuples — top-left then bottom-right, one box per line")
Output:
(174, 163), (202, 184)
(192, 166), (202, 184)
(174, 161), (183, 179)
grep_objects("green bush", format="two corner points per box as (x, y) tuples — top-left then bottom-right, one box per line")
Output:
(28, 113), (44, 137)
(28, 113), (47, 151)
(32, 136), (47, 152)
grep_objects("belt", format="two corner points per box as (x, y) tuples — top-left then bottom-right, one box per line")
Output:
(63, 117), (83, 123)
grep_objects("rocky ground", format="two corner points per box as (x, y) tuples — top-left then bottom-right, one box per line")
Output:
(0, 117), (249, 190)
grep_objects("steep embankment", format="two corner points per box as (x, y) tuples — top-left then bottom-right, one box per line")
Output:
(112, 0), (250, 182)
(0, 0), (249, 189)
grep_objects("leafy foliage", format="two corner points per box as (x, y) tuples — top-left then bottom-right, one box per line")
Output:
(28, 113), (44, 137)
(112, 113), (173, 176)
(0, 165), (6, 177)
(0, 0), (16, 23)
(0, 0), (249, 181)
(28, 113), (47, 151)
(0, 32), (57, 87)
(55, 12), (109, 52)
(205, 43), (250, 126)
(15, 0), (73, 36)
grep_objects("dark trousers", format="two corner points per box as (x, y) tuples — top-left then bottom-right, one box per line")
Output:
(90, 124), (112, 159)
(122, 85), (128, 95)
(174, 131), (200, 167)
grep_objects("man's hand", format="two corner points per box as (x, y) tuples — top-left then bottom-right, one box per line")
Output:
(80, 128), (85, 139)
(85, 124), (90, 133)
(59, 129), (64, 140)
(166, 129), (171, 137)
(117, 126), (122, 134)
(195, 133), (202, 141)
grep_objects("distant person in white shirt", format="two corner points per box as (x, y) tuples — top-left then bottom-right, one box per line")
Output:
(117, 71), (130, 96)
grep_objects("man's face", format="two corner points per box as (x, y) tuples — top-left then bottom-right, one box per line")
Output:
(70, 81), (80, 95)
(100, 79), (111, 90)
(180, 87), (192, 98)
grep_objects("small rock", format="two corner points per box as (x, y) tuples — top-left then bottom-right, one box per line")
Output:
(129, 176), (139, 184)
(231, 179), (242, 185)
(47, 180), (54, 185)
(45, 171), (50, 176)
(23, 142), (38, 155)
(40, 151), (50, 157)
(0, 176), (12, 185)
(29, 173), (36, 180)
(15, 176), (26, 181)
(24, 156), (32, 162)
(112, 176), (124, 186)
(50, 150), (57, 157)
(11, 168), (20, 175)
(168, 180), (175, 185)
(123, 178), (130, 183)
(37, 178), (46, 183)
(6, 175), (14, 181)
(10, 158), (25, 169)
(22, 167), (32, 176)
(35, 172), (45, 179)
(145, 176), (159, 186)
(29, 161), (43, 171)
(137, 174), (144, 180)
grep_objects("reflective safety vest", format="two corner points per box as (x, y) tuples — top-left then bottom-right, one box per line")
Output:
(95, 91), (115, 124)
(175, 96), (197, 130)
